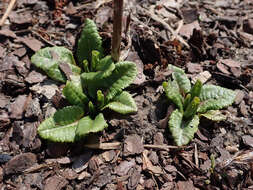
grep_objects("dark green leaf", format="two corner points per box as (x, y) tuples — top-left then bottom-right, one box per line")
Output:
(31, 46), (81, 82)
(77, 19), (103, 64)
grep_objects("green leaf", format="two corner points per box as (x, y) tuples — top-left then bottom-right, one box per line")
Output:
(198, 85), (236, 113)
(81, 56), (115, 98)
(62, 76), (89, 106)
(105, 61), (137, 101)
(163, 81), (183, 112)
(190, 80), (202, 99)
(75, 113), (108, 139)
(37, 106), (84, 142)
(77, 19), (103, 64)
(200, 110), (227, 121)
(91, 50), (100, 72)
(168, 64), (191, 94)
(97, 90), (105, 109)
(53, 106), (84, 125)
(103, 91), (137, 114)
(31, 46), (81, 83)
(183, 97), (200, 119)
(169, 109), (199, 146)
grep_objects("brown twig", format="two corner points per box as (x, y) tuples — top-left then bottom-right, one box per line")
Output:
(112, 0), (124, 62)
(0, 0), (16, 26)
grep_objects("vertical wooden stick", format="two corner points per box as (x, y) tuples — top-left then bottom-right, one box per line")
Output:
(111, 0), (123, 62)
(0, 0), (17, 26)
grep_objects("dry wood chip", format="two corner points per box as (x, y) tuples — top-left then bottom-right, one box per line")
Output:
(0, 29), (17, 38)
(44, 175), (68, 190)
(177, 180), (195, 190)
(123, 134), (144, 156)
(142, 150), (163, 174)
(192, 71), (211, 84)
(9, 95), (28, 119)
(19, 37), (43, 52)
(186, 62), (203, 74)
(220, 59), (241, 68)
(101, 150), (116, 162)
(25, 71), (46, 84)
(4, 153), (37, 175)
(13, 47), (26, 57)
(9, 11), (33, 25)
(217, 62), (230, 74)
(179, 20), (201, 39)
(115, 159), (135, 176)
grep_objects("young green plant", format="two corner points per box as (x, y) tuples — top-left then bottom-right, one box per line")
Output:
(163, 65), (236, 146)
(31, 19), (137, 142)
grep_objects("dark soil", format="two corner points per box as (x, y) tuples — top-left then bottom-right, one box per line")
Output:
(0, 0), (253, 189)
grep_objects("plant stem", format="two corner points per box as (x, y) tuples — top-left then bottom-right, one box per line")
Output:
(112, 0), (124, 62)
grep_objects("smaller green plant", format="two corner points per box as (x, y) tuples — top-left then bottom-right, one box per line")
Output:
(163, 65), (236, 146)
(31, 19), (137, 142)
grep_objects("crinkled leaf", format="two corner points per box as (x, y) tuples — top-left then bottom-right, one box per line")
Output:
(163, 81), (183, 112)
(105, 61), (137, 101)
(198, 85), (236, 113)
(81, 56), (115, 98)
(169, 109), (199, 146)
(75, 113), (107, 139)
(168, 64), (191, 94)
(31, 46), (81, 83)
(77, 19), (103, 64)
(38, 106), (84, 142)
(62, 76), (89, 106)
(103, 91), (137, 114)
(200, 110), (227, 121)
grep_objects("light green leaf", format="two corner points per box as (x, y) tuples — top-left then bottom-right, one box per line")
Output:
(75, 113), (108, 139)
(163, 81), (183, 112)
(198, 85), (236, 113)
(183, 97), (200, 119)
(62, 76), (89, 106)
(168, 64), (191, 94)
(105, 61), (137, 101)
(77, 19), (103, 64)
(37, 106), (84, 142)
(200, 110), (227, 121)
(169, 109), (199, 146)
(31, 46), (81, 83)
(103, 91), (137, 114)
